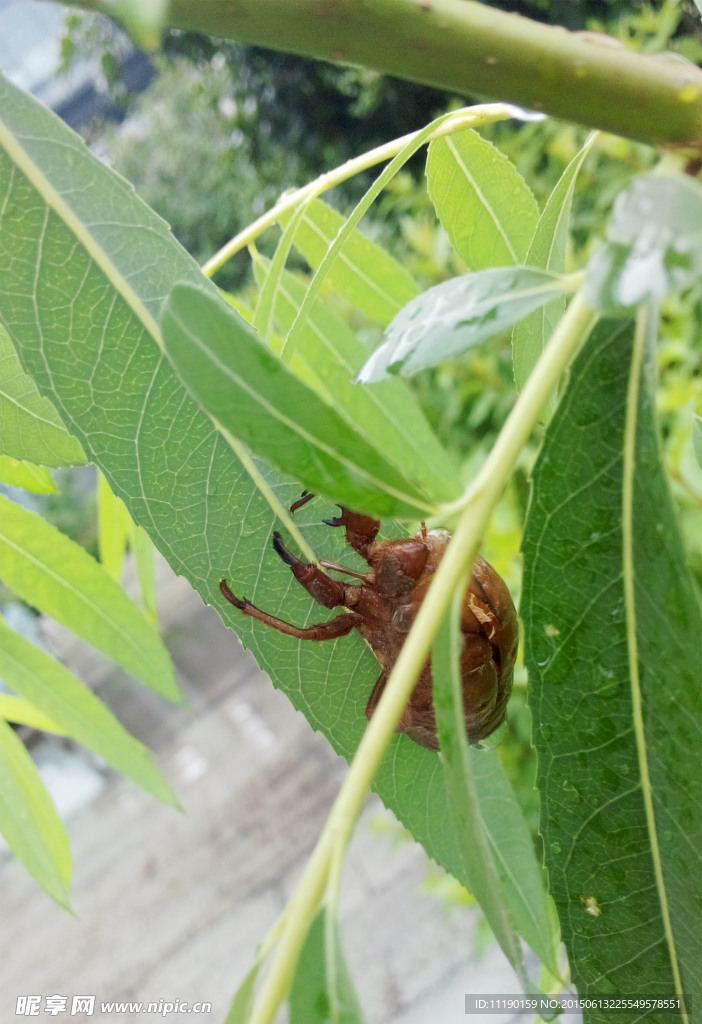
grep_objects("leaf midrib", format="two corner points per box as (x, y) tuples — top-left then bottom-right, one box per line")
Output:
(0, 117), (163, 350)
(622, 310), (687, 1020)
(445, 135), (520, 264)
(170, 304), (434, 513)
(0, 514), (159, 676)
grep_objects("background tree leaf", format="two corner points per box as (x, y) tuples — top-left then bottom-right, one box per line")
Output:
(0, 694), (65, 734)
(0, 494), (179, 702)
(0, 68), (545, 958)
(130, 520), (157, 624)
(522, 318), (701, 1016)
(97, 470), (132, 581)
(278, 197), (419, 325)
(426, 128), (539, 270)
(0, 716), (71, 906)
(512, 134), (595, 390)
(0, 456), (56, 493)
(0, 618), (176, 805)
(692, 413), (702, 470)
(358, 267), (571, 381)
(0, 322), (85, 467)
(162, 281), (437, 519)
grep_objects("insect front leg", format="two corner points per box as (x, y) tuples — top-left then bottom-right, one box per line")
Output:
(287, 492), (380, 562)
(322, 507), (380, 561)
(219, 580), (362, 641)
(272, 531), (352, 609)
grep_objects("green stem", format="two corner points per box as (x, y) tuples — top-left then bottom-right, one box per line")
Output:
(247, 291), (596, 1024)
(202, 103), (514, 277)
(67, 0), (702, 148)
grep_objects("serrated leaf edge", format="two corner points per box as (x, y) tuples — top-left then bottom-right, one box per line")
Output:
(0, 116), (163, 348)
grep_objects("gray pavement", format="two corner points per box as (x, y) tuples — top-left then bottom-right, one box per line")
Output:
(0, 557), (524, 1024)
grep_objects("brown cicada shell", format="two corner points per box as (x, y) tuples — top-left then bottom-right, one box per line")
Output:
(220, 497), (518, 750)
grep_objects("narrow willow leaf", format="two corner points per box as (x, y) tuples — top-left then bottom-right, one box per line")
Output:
(692, 414), (702, 469)
(98, 472), (157, 621)
(281, 113), (449, 363)
(131, 521), (157, 624)
(0, 323), (85, 467)
(522, 318), (701, 1012)
(0, 455), (55, 493)
(324, 908), (366, 1024)
(0, 618), (176, 804)
(466, 746), (561, 979)
(0, 71), (544, 924)
(162, 282), (436, 519)
(426, 128), (539, 269)
(289, 910), (366, 1024)
(433, 590), (530, 990)
(358, 267), (572, 381)
(98, 470), (131, 581)
(0, 694), (65, 734)
(279, 197), (419, 325)
(254, 197), (311, 343)
(585, 173), (702, 314)
(513, 134), (596, 391)
(0, 494), (179, 702)
(0, 717), (71, 906)
(223, 961), (261, 1024)
(257, 261), (460, 504)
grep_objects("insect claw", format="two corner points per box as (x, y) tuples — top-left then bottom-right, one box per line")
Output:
(219, 578), (246, 610)
(272, 531), (300, 567)
(323, 516), (342, 527)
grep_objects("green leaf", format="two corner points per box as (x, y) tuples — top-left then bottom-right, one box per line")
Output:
(0, 618), (176, 804)
(0, 70), (545, 947)
(256, 260), (460, 504)
(358, 267), (573, 381)
(0, 694), (65, 734)
(324, 910), (366, 1024)
(692, 413), (702, 470)
(223, 961), (262, 1024)
(426, 128), (539, 270)
(97, 470), (131, 581)
(512, 134), (595, 390)
(521, 317), (700, 1013)
(130, 521), (157, 624)
(432, 591), (557, 987)
(97, 472), (158, 621)
(279, 198), (419, 325)
(0, 494), (179, 702)
(162, 282), (437, 519)
(0, 455), (56, 493)
(0, 716), (71, 906)
(255, 198), (311, 343)
(0, 322), (85, 467)
(279, 113), (449, 364)
(584, 173), (702, 314)
(289, 910), (366, 1024)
